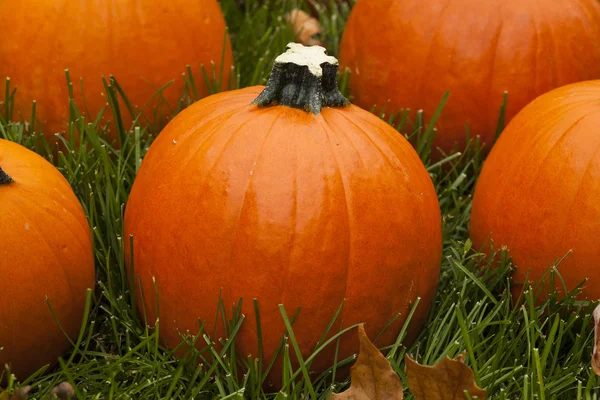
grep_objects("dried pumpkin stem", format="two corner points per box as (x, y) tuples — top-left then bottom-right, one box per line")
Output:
(0, 167), (13, 185)
(252, 42), (350, 115)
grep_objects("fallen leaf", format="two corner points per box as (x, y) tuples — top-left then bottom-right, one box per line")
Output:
(405, 352), (486, 399)
(592, 303), (600, 375)
(285, 9), (324, 46)
(0, 386), (31, 400)
(50, 382), (75, 399)
(331, 324), (404, 400)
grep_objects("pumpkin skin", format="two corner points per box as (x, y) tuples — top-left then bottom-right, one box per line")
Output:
(0, 0), (233, 139)
(0, 139), (95, 380)
(124, 46), (442, 384)
(470, 80), (600, 301)
(339, 0), (600, 158)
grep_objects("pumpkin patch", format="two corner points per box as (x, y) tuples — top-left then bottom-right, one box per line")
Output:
(1, 0), (599, 397)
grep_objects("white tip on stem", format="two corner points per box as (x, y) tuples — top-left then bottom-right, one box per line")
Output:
(274, 42), (338, 77)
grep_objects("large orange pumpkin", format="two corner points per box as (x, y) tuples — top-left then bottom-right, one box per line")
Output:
(0, 0), (233, 139)
(339, 0), (600, 158)
(124, 43), (442, 385)
(0, 139), (95, 380)
(470, 80), (600, 301)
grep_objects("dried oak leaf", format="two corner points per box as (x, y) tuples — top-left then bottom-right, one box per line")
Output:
(285, 9), (324, 46)
(0, 386), (31, 400)
(50, 382), (75, 399)
(331, 324), (404, 400)
(592, 303), (600, 375)
(405, 352), (486, 399)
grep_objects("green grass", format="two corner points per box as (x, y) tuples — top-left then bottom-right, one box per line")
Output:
(1, 0), (599, 398)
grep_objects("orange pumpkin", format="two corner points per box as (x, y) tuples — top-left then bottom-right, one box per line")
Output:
(0, 139), (95, 380)
(339, 0), (600, 158)
(124, 43), (442, 385)
(470, 80), (600, 301)
(0, 0), (233, 139)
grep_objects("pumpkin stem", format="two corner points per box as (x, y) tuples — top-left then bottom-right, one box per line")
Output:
(252, 42), (350, 115)
(0, 167), (13, 185)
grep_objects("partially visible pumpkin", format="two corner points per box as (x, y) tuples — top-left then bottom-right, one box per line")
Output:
(0, 139), (95, 380)
(124, 43), (442, 385)
(0, 0), (233, 139)
(470, 80), (600, 301)
(339, 0), (600, 158)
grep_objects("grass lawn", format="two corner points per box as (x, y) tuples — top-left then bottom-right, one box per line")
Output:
(1, 1), (599, 398)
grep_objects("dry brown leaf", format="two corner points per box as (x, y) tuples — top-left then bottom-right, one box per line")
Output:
(50, 382), (75, 399)
(285, 9), (324, 46)
(406, 352), (486, 400)
(0, 381), (75, 400)
(0, 386), (31, 400)
(592, 303), (600, 375)
(331, 324), (404, 400)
